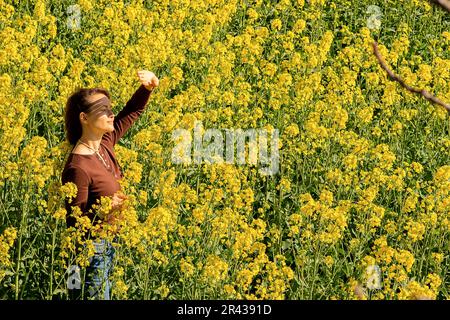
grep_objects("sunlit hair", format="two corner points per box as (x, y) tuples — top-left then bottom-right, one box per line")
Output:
(64, 87), (111, 145)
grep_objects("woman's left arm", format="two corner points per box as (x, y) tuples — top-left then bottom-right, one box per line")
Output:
(103, 70), (159, 146)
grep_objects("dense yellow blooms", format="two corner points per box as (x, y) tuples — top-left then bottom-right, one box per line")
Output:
(1, 0), (449, 300)
(0, 228), (17, 281)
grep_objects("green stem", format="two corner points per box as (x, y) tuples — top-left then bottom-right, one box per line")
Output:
(15, 194), (28, 300)
(309, 242), (322, 299)
(48, 220), (59, 299)
(144, 257), (150, 299)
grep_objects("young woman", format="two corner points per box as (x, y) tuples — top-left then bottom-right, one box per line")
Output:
(61, 70), (159, 300)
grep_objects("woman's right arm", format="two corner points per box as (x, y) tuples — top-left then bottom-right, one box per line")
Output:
(61, 166), (90, 228)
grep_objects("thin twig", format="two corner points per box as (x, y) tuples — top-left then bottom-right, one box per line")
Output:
(372, 41), (450, 113)
(430, 0), (450, 12)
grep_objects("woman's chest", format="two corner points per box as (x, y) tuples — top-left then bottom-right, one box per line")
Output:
(88, 146), (123, 197)
(89, 171), (122, 197)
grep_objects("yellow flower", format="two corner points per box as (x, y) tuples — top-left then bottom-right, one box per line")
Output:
(180, 257), (195, 278)
(277, 178), (291, 192)
(78, 0), (94, 11)
(247, 8), (259, 20)
(153, 250), (169, 266)
(60, 182), (78, 203)
(236, 269), (256, 291)
(323, 256), (334, 268)
(223, 284), (236, 297)
(52, 208), (67, 221)
(433, 165), (450, 185)
(410, 162), (423, 174)
(398, 108), (418, 121)
(372, 144), (396, 170)
(432, 253), (443, 265)
(343, 154), (358, 170)
(405, 220), (425, 242)
(426, 273), (442, 292)
(114, 279), (129, 299)
(0, 232), (16, 279)
(416, 64), (433, 87)
(399, 281), (435, 300)
(157, 283), (170, 298)
(192, 207), (205, 223)
(285, 123), (299, 137)
(385, 220), (397, 235)
(395, 249), (415, 272)
(201, 255), (228, 285)
(271, 19), (282, 31)
(0, 227), (18, 271)
(138, 190), (147, 205)
(372, 126), (382, 137)
(359, 186), (379, 204)
(402, 192), (418, 213)
(171, 66), (184, 85)
(263, 62), (277, 77)
(388, 118), (401, 132)
(443, 31), (450, 42)
(357, 106), (374, 124)
(319, 189), (333, 205)
(104, 7), (114, 19)
(293, 19), (306, 33)
(33, 0), (46, 20)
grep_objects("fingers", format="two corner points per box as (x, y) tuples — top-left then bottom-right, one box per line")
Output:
(111, 192), (128, 213)
(150, 74), (159, 84)
(137, 70), (149, 78)
(137, 70), (157, 81)
(115, 191), (128, 198)
(112, 199), (125, 208)
(116, 192), (128, 200)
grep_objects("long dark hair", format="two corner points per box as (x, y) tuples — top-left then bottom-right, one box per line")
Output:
(64, 87), (111, 145)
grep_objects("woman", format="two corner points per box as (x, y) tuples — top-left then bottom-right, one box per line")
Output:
(61, 70), (159, 300)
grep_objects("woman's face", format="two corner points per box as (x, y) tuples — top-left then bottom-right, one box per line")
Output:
(80, 93), (115, 133)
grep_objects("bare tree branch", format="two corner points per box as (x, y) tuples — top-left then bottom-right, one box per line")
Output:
(372, 41), (450, 113)
(430, 0), (450, 11)
(371, 0), (450, 113)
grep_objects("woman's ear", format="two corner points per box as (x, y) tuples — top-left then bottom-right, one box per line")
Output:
(79, 112), (87, 122)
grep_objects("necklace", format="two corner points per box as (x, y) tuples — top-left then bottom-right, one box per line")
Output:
(76, 139), (111, 171)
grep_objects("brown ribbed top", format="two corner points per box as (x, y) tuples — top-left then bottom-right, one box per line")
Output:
(61, 84), (153, 228)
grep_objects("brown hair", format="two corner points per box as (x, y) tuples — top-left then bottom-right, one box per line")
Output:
(64, 87), (111, 145)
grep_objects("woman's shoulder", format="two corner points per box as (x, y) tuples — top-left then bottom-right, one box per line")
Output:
(62, 158), (92, 183)
(101, 132), (114, 148)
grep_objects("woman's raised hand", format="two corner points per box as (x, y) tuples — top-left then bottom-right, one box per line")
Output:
(137, 70), (159, 91)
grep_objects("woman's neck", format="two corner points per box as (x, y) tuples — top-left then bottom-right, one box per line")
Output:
(79, 133), (103, 151)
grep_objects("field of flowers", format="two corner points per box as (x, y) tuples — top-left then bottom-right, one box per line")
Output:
(0, 0), (449, 300)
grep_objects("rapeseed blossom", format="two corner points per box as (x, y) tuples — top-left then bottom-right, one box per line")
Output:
(1, 0), (449, 300)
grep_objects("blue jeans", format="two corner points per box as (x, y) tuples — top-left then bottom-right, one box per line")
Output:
(84, 239), (116, 300)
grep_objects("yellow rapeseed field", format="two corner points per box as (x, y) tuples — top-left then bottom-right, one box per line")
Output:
(0, 0), (449, 299)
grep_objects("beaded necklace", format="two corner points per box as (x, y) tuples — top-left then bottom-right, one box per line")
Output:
(76, 139), (112, 173)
